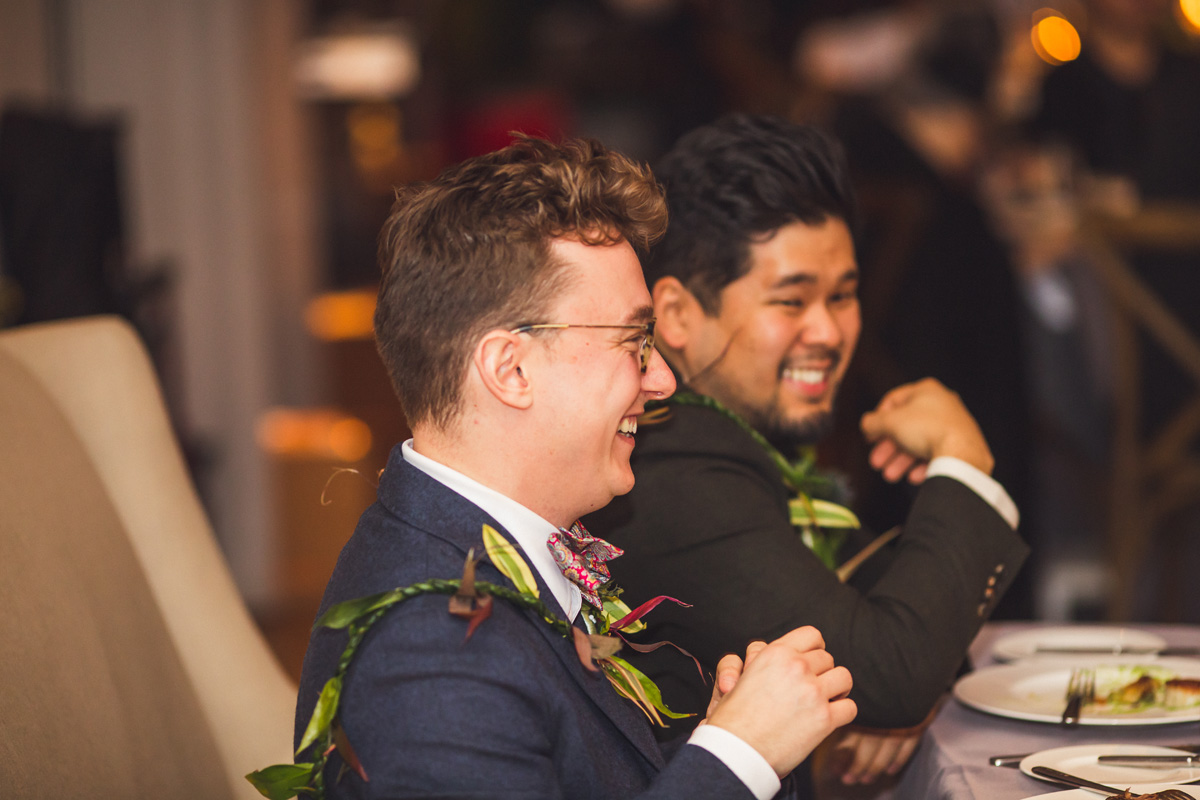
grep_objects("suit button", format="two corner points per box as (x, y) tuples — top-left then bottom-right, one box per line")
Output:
(987, 576), (997, 588)
(984, 587), (995, 600)
(994, 563), (1005, 574)
(977, 602), (988, 617)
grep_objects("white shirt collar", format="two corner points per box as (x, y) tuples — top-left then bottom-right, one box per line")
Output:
(401, 439), (582, 621)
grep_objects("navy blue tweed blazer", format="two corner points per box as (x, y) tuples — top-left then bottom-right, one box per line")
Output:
(295, 445), (765, 800)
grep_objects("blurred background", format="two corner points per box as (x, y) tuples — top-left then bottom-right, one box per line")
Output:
(2, 0), (1198, 682)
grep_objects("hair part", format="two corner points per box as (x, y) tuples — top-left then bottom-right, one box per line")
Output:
(374, 135), (666, 430)
(645, 113), (858, 313)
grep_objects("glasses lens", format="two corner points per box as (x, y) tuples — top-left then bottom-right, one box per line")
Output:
(639, 321), (655, 373)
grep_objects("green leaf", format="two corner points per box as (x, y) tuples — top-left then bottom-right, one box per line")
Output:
(296, 676), (342, 756)
(789, 497), (860, 529)
(245, 763), (315, 800)
(602, 596), (645, 633)
(603, 655), (692, 724)
(316, 590), (404, 629)
(482, 524), (539, 598)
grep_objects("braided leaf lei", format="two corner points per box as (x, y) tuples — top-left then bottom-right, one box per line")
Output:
(651, 392), (861, 570)
(247, 526), (690, 800)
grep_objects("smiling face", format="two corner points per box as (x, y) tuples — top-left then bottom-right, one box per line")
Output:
(681, 217), (860, 447)
(530, 237), (676, 519)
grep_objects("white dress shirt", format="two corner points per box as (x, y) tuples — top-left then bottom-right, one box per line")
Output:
(400, 439), (782, 799)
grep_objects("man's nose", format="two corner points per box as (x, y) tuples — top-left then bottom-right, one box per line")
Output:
(800, 303), (843, 346)
(642, 346), (676, 399)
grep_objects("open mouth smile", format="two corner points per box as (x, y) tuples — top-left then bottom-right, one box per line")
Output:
(781, 359), (839, 399)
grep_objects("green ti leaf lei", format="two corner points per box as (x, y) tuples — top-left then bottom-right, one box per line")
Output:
(655, 392), (860, 570)
(246, 526), (690, 800)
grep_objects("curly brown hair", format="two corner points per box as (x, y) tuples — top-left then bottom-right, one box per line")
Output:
(374, 135), (666, 429)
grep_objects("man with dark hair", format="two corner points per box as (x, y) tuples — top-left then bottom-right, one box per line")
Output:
(295, 135), (856, 800)
(585, 114), (1028, 784)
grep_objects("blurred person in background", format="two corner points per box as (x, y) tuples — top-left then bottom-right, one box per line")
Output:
(1028, 0), (1200, 450)
(802, 1), (1039, 620)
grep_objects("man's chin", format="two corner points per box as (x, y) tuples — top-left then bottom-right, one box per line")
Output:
(761, 409), (834, 451)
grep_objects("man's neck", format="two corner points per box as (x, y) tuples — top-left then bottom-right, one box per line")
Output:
(410, 424), (577, 529)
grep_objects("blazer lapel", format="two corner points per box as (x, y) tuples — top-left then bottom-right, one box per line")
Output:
(376, 451), (666, 770)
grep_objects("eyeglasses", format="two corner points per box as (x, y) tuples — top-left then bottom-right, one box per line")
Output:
(510, 319), (657, 373)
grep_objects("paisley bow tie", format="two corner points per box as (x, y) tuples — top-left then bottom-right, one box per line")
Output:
(546, 520), (623, 608)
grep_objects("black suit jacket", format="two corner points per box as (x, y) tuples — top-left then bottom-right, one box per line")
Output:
(296, 445), (778, 799)
(585, 403), (1028, 731)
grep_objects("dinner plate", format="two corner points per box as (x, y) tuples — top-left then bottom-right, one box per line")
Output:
(953, 657), (1200, 725)
(1020, 744), (1200, 785)
(1021, 784), (1199, 799)
(992, 626), (1168, 662)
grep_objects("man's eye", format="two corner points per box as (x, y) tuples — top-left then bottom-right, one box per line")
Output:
(771, 299), (805, 308)
(831, 290), (858, 305)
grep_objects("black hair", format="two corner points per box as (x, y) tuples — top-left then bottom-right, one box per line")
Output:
(645, 113), (857, 312)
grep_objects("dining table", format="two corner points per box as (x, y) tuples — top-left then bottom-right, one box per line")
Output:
(887, 621), (1200, 800)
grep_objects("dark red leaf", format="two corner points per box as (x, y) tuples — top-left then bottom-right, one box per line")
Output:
(463, 594), (493, 640)
(618, 634), (707, 684)
(332, 722), (369, 782)
(610, 595), (691, 630)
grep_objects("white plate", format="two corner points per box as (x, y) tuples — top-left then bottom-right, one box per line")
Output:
(1021, 784), (1199, 799)
(992, 626), (1167, 662)
(953, 657), (1200, 725)
(1021, 744), (1200, 785)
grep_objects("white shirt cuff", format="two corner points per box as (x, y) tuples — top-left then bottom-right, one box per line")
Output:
(926, 456), (1020, 529)
(687, 725), (780, 800)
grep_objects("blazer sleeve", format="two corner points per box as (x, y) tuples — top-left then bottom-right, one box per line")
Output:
(606, 452), (1028, 729)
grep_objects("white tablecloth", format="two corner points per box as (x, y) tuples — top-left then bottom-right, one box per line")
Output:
(890, 622), (1200, 800)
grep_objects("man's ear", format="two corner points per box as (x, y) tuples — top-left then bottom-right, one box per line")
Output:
(473, 330), (533, 410)
(653, 276), (704, 352)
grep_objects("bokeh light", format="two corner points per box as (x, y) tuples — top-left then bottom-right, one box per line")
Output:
(305, 289), (377, 342)
(257, 408), (373, 462)
(1032, 11), (1082, 65)
(1180, 0), (1200, 33)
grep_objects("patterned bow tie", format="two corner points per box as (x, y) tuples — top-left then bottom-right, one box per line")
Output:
(547, 520), (623, 608)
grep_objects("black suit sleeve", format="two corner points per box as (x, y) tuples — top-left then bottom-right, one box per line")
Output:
(599, 447), (1027, 729)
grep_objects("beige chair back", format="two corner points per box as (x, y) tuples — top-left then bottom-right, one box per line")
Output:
(0, 316), (295, 798)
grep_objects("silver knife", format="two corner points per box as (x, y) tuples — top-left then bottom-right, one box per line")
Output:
(990, 745), (1200, 767)
(1032, 646), (1200, 656)
(1097, 754), (1200, 766)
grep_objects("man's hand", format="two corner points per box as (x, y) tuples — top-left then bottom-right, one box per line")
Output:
(827, 727), (922, 785)
(704, 627), (857, 777)
(860, 378), (994, 482)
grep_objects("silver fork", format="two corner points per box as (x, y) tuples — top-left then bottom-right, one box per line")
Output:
(1062, 666), (1096, 725)
(1032, 765), (1195, 799)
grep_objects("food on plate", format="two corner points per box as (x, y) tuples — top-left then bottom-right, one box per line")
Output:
(1164, 678), (1200, 708)
(1088, 665), (1200, 712)
(1111, 675), (1158, 706)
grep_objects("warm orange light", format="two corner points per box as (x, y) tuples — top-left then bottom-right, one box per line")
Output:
(1180, 0), (1200, 33)
(1032, 12), (1081, 65)
(305, 289), (376, 341)
(348, 104), (403, 173)
(328, 418), (373, 462)
(257, 408), (373, 462)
